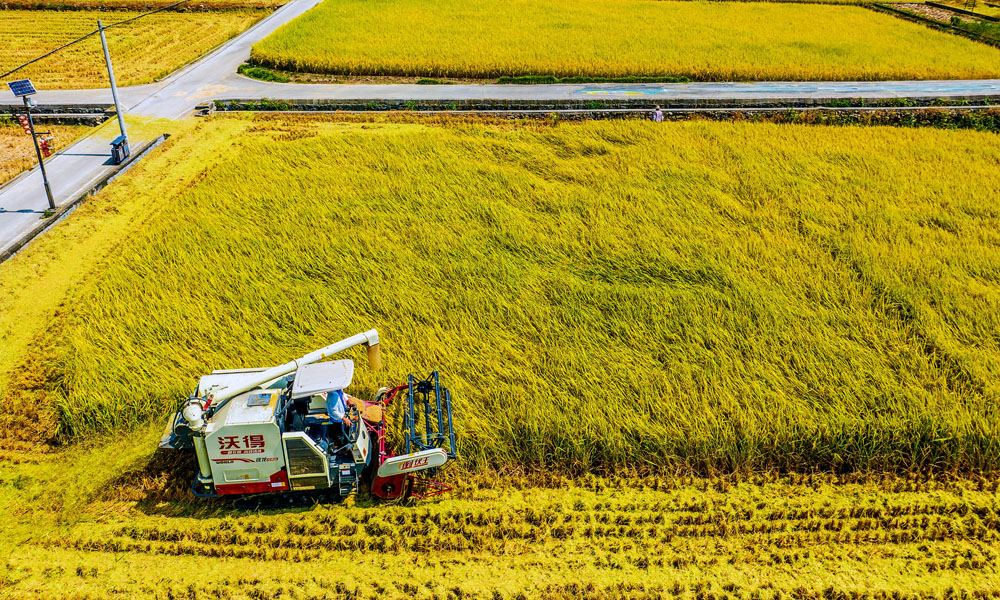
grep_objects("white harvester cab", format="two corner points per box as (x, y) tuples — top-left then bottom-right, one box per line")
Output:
(162, 329), (457, 500)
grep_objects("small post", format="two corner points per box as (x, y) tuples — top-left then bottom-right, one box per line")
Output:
(23, 96), (56, 211)
(98, 19), (128, 144)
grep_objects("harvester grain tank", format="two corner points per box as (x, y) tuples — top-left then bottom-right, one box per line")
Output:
(161, 329), (457, 500)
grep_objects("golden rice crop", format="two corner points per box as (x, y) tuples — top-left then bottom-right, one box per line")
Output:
(1, 114), (997, 475)
(249, 0), (1000, 81)
(0, 122), (91, 185)
(0, 9), (266, 89)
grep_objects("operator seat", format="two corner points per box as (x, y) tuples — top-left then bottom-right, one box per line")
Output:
(285, 395), (310, 432)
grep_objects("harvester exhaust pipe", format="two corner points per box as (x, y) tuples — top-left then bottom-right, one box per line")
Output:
(182, 398), (212, 481)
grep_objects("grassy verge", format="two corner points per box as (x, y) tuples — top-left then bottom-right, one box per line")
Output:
(213, 99), (1000, 132)
(249, 0), (1000, 82)
(496, 75), (692, 84)
(235, 64), (694, 84)
(932, 0), (1000, 19)
(950, 15), (1000, 42)
(236, 62), (289, 82)
(871, 3), (1000, 46)
(1, 114), (998, 475)
(0, 9), (267, 89)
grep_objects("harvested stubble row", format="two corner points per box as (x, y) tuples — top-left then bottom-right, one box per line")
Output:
(11, 475), (1000, 598)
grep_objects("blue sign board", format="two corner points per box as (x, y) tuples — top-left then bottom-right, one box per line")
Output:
(7, 79), (37, 97)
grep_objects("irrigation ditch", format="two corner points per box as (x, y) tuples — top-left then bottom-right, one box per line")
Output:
(2, 104), (112, 126)
(211, 98), (1000, 132)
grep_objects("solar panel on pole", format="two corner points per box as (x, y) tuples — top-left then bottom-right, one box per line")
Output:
(9, 78), (55, 209)
(7, 79), (36, 97)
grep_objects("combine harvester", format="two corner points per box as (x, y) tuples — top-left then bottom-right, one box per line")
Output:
(161, 329), (457, 500)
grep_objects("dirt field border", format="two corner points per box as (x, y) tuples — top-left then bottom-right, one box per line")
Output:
(870, 3), (1000, 47)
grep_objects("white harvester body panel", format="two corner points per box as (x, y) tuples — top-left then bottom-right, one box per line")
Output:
(204, 389), (287, 492)
(164, 329), (457, 499)
(376, 448), (449, 478)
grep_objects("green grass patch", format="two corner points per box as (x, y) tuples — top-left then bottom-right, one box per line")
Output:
(950, 15), (1000, 42)
(237, 63), (290, 83)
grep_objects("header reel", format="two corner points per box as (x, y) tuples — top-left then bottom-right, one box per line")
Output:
(372, 371), (458, 500)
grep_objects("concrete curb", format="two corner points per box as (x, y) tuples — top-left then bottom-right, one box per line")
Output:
(1, 105), (112, 126)
(2, 104), (112, 116)
(0, 134), (168, 264)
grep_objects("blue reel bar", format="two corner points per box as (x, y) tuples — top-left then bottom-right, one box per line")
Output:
(404, 371), (458, 459)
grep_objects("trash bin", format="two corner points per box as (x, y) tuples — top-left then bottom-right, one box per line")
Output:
(110, 135), (130, 165)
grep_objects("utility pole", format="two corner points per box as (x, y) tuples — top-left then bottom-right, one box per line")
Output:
(7, 80), (55, 211)
(98, 19), (129, 155)
(22, 96), (55, 210)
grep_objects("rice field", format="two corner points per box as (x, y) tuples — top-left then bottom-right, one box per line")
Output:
(0, 122), (91, 185)
(3, 0), (281, 8)
(1, 114), (998, 476)
(0, 9), (266, 89)
(249, 0), (1000, 82)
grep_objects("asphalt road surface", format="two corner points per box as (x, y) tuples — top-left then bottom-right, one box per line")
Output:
(8, 80), (1000, 118)
(1, 0), (999, 257)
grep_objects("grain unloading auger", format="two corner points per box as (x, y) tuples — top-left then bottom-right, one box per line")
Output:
(160, 329), (457, 500)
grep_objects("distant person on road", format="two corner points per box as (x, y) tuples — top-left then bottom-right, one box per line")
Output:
(653, 106), (664, 123)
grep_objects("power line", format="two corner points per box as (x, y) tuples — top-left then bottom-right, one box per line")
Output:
(1, 0), (191, 81)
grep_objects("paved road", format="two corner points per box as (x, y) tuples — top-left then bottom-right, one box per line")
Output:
(221, 79), (1000, 102)
(9, 79), (1000, 113)
(1, 0), (999, 256)
(0, 129), (122, 258)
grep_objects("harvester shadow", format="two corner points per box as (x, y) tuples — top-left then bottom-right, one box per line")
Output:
(106, 449), (387, 519)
